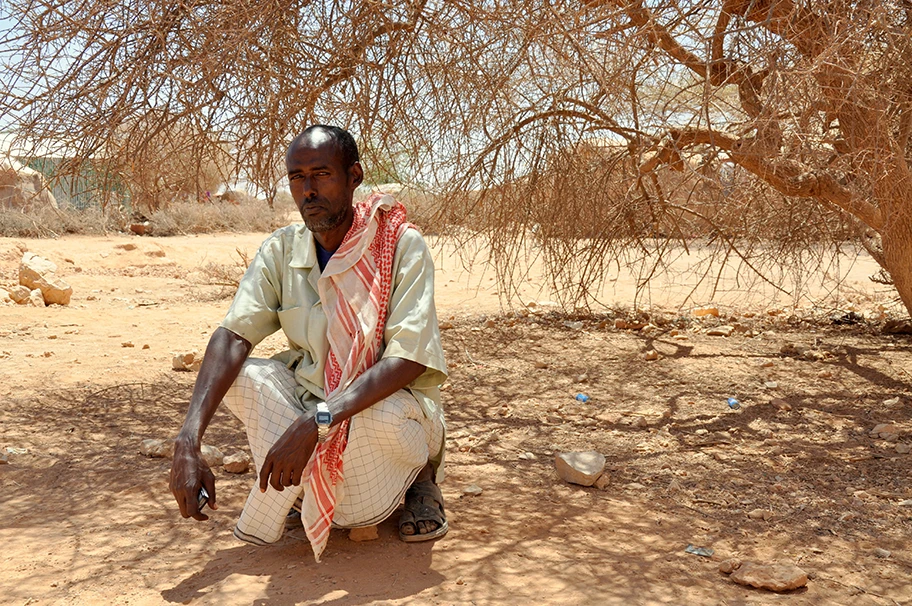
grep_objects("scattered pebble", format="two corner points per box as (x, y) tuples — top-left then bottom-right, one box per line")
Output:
(462, 484), (483, 496)
(718, 559), (742, 574)
(348, 525), (379, 542)
(172, 351), (203, 371)
(139, 438), (174, 458)
(873, 548), (891, 559)
(223, 451), (251, 474)
(895, 443), (910, 455)
(729, 562), (809, 591)
(593, 473), (611, 490)
(763, 381), (779, 389)
(870, 423), (899, 441)
(438, 321), (453, 330)
(200, 444), (224, 467)
(747, 508), (771, 521)
(0, 452), (7, 464)
(122, 341), (134, 348)
(554, 451), (606, 487)
(518, 452), (536, 460)
(644, 349), (659, 361)
(770, 398), (792, 411)
(692, 307), (719, 317)
(706, 325), (734, 337)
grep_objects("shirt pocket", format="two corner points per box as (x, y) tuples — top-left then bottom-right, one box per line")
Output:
(277, 305), (311, 349)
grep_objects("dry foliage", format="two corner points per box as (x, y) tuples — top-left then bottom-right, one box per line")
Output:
(1, 1), (911, 312)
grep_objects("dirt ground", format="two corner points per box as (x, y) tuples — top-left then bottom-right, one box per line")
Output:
(1, 232), (911, 606)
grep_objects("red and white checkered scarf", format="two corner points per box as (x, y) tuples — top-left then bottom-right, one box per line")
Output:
(302, 192), (411, 561)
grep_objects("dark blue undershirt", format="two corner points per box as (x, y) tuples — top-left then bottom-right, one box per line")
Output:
(315, 241), (334, 272)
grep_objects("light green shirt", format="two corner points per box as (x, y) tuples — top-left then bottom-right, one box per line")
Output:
(221, 224), (448, 427)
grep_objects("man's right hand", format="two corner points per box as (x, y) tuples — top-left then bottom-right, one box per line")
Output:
(170, 438), (218, 521)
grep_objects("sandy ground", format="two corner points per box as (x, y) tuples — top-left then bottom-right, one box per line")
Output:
(1, 231), (911, 606)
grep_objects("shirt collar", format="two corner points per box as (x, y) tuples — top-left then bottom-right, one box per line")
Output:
(289, 224), (316, 268)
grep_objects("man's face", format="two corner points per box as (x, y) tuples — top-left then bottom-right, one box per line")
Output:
(286, 133), (362, 234)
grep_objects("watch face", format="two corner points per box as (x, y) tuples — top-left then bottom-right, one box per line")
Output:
(316, 411), (332, 425)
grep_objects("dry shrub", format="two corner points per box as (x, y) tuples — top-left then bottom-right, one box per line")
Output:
(193, 248), (251, 299)
(0, 205), (123, 237)
(148, 200), (285, 236)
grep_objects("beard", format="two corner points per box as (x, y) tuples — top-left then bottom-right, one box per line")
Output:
(301, 205), (349, 233)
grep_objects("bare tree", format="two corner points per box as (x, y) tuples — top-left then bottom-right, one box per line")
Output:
(1, 0), (910, 314)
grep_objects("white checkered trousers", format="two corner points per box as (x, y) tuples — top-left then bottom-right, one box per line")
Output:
(222, 358), (444, 545)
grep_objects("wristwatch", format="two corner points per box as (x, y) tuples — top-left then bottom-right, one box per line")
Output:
(315, 402), (333, 444)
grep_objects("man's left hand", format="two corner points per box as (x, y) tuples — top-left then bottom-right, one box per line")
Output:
(259, 416), (318, 492)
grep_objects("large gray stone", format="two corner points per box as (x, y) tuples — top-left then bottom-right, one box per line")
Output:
(729, 562), (808, 592)
(555, 451), (606, 487)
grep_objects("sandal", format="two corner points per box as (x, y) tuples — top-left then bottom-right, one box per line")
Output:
(398, 480), (449, 542)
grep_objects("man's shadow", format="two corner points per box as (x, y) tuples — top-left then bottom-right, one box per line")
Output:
(162, 518), (444, 605)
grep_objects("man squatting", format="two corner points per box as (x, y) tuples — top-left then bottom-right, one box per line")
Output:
(169, 125), (448, 561)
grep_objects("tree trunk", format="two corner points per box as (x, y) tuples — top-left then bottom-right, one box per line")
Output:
(881, 212), (912, 318)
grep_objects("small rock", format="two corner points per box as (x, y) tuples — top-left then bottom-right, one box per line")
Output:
(554, 451), (606, 487)
(898, 499), (912, 507)
(692, 306), (720, 317)
(145, 249), (167, 258)
(463, 484), (483, 496)
(576, 373), (588, 383)
(0, 452), (7, 464)
(28, 288), (46, 307)
(19, 252), (72, 305)
(438, 321), (453, 330)
(115, 243), (137, 251)
(763, 381), (779, 389)
(484, 319), (496, 328)
(870, 423), (899, 440)
(5, 447), (28, 455)
(518, 452), (536, 460)
(200, 444), (224, 467)
(770, 398), (792, 411)
(614, 318), (628, 329)
(139, 438), (174, 458)
(631, 416), (648, 429)
(349, 525), (379, 542)
(747, 508), (770, 520)
(533, 361), (548, 369)
(873, 548), (891, 559)
(644, 349), (659, 361)
(8, 285), (31, 304)
(172, 351), (203, 371)
(719, 558), (742, 574)
(593, 473), (611, 490)
(729, 562), (808, 592)
(883, 397), (901, 406)
(129, 222), (151, 236)
(626, 482), (647, 491)
(563, 320), (584, 330)
(223, 451), (251, 473)
(706, 325), (734, 337)
(142, 344), (150, 350)
(122, 341), (134, 348)
(883, 319), (912, 335)
(895, 443), (910, 455)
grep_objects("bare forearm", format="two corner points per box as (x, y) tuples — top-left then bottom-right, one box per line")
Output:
(177, 326), (252, 447)
(326, 357), (426, 426)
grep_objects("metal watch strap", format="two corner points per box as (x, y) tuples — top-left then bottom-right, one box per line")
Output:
(316, 402), (331, 443)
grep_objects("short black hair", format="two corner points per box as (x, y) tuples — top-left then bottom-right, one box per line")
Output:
(299, 125), (360, 167)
